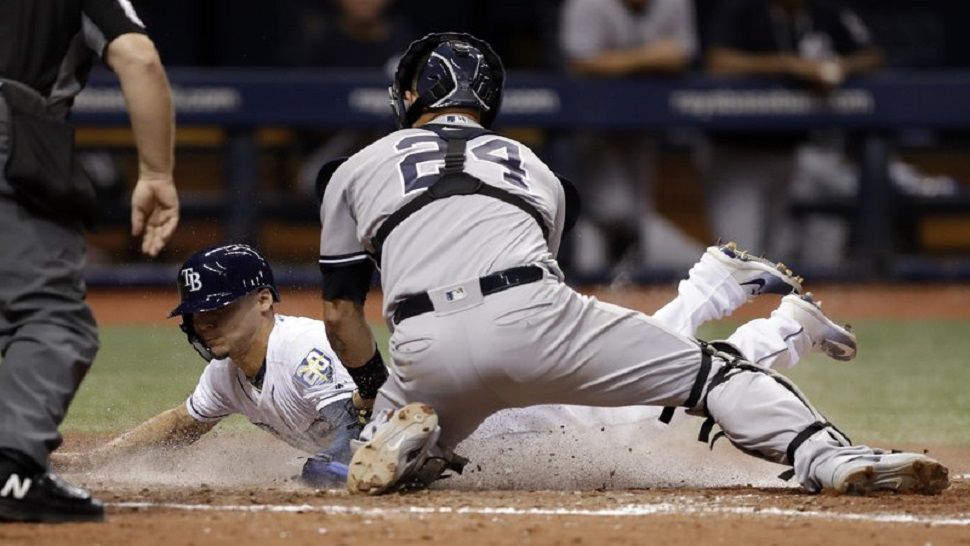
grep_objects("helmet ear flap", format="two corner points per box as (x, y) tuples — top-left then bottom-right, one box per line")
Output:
(180, 315), (215, 362)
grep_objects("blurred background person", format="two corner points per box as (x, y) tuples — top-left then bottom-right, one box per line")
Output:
(295, 0), (417, 196)
(559, 0), (705, 278)
(298, 0), (415, 72)
(701, 0), (883, 264)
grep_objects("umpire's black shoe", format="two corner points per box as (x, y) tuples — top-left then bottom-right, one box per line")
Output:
(0, 452), (104, 523)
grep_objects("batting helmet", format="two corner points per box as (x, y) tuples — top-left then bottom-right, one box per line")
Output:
(390, 32), (505, 129)
(169, 244), (279, 361)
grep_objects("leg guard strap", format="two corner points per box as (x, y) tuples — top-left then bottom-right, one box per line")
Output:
(660, 345), (713, 424)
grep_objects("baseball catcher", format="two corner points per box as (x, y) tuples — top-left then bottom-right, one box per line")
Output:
(316, 32), (948, 496)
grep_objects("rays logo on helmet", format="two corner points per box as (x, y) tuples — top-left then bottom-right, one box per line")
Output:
(169, 243), (281, 362)
(181, 268), (203, 292)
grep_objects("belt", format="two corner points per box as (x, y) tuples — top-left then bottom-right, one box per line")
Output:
(392, 265), (545, 324)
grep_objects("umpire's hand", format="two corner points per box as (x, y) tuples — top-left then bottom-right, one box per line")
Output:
(131, 175), (179, 257)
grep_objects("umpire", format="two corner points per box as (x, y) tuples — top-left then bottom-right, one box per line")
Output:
(0, 0), (179, 523)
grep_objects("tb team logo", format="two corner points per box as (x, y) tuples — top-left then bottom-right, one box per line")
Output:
(181, 268), (202, 292)
(295, 349), (334, 388)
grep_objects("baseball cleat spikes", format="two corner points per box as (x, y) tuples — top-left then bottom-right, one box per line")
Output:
(706, 241), (803, 298)
(831, 453), (949, 496)
(779, 293), (857, 361)
(347, 402), (441, 495)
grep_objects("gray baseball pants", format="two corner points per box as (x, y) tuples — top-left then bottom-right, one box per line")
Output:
(0, 95), (99, 468)
(377, 273), (873, 492)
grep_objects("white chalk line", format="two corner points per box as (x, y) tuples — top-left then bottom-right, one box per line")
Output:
(111, 500), (970, 527)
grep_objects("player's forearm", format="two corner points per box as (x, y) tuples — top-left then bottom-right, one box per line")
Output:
(706, 48), (798, 77)
(569, 43), (689, 76)
(108, 34), (175, 180)
(95, 406), (212, 461)
(839, 48), (884, 77)
(322, 299), (375, 367)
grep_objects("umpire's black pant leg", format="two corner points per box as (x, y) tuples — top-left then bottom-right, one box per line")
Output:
(0, 194), (99, 468)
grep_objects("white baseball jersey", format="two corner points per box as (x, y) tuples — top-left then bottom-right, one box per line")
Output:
(319, 114), (566, 322)
(185, 314), (355, 454)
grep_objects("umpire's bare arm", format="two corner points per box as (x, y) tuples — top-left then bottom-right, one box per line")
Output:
(105, 33), (179, 257)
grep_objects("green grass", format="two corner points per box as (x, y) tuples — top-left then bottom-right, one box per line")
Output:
(62, 320), (970, 446)
(63, 326), (202, 433)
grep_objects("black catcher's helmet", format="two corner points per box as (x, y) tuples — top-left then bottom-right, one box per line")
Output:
(390, 32), (505, 129)
(169, 244), (279, 360)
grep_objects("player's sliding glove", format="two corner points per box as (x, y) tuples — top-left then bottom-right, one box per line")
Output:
(302, 397), (365, 488)
(302, 457), (349, 488)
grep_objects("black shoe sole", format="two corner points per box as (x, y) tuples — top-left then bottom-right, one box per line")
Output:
(0, 500), (104, 523)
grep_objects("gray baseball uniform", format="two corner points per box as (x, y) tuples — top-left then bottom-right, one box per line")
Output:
(319, 114), (877, 492)
(320, 114), (565, 323)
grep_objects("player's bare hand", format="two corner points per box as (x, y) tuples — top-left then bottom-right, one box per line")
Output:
(787, 57), (843, 91)
(131, 175), (179, 258)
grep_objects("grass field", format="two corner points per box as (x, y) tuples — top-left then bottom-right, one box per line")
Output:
(63, 319), (970, 446)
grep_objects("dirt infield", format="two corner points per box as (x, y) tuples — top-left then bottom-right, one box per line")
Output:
(12, 420), (968, 546)
(2, 481), (969, 546)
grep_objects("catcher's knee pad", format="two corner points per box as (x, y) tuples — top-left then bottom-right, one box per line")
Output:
(707, 339), (745, 360)
(658, 340), (730, 424)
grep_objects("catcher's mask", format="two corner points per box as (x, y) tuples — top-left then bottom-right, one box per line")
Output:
(169, 244), (280, 361)
(390, 32), (505, 129)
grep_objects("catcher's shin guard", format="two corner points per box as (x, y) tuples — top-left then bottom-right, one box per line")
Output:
(347, 402), (441, 495)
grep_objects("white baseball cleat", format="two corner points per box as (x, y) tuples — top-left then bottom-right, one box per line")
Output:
(347, 402), (441, 495)
(830, 453), (949, 495)
(706, 241), (803, 298)
(778, 293), (857, 361)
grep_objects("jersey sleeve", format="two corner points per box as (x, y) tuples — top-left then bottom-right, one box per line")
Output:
(82, 0), (147, 57)
(287, 324), (356, 411)
(537, 159), (567, 258)
(318, 164), (370, 270)
(184, 363), (236, 423)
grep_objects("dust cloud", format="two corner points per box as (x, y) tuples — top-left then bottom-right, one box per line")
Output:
(67, 406), (789, 492)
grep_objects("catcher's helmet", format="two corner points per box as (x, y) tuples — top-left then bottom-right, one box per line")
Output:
(390, 32), (505, 129)
(169, 244), (279, 361)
